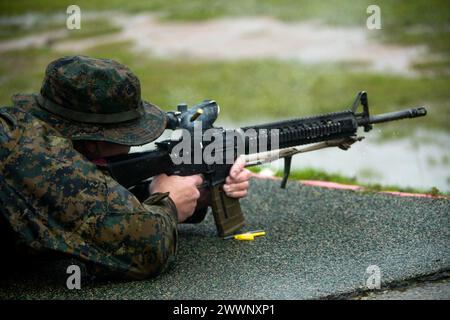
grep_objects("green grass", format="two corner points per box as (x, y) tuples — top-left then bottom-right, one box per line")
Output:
(0, 17), (120, 41)
(0, 1), (386, 22)
(0, 20), (62, 41)
(1, 42), (449, 133)
(47, 42), (450, 133)
(413, 58), (450, 76)
(1, 0), (449, 26)
(1, 1), (450, 72)
(249, 166), (449, 196)
(1, 1), (450, 56)
(63, 18), (121, 40)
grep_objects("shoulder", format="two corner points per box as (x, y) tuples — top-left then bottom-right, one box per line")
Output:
(0, 104), (46, 137)
(0, 105), (27, 127)
(0, 102), (64, 161)
(0, 106), (29, 162)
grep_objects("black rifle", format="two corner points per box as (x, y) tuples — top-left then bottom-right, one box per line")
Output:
(105, 92), (427, 236)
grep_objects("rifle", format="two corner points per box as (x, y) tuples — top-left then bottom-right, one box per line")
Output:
(105, 91), (427, 237)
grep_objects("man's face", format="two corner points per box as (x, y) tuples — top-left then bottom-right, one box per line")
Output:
(94, 141), (131, 158)
(74, 140), (131, 160)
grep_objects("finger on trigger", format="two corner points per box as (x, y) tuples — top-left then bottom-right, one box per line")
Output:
(232, 169), (251, 183)
(231, 159), (245, 178)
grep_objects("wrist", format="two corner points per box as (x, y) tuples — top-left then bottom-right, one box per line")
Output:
(143, 191), (178, 223)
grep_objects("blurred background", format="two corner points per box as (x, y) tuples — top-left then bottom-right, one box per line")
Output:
(0, 0), (449, 194)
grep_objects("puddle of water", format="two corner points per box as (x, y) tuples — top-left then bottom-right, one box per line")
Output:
(132, 127), (450, 193)
(273, 129), (450, 192)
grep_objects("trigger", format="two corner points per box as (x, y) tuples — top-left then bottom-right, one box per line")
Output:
(280, 156), (292, 189)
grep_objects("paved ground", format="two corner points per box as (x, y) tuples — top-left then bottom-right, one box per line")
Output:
(0, 178), (449, 299)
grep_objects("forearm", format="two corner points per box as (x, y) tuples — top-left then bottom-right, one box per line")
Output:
(84, 189), (179, 280)
(73, 174), (180, 280)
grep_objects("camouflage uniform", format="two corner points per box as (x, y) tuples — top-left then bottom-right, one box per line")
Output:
(0, 56), (178, 280)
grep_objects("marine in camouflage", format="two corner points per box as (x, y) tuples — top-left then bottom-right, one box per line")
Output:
(0, 56), (179, 280)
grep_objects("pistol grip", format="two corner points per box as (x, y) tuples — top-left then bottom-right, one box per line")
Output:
(210, 184), (245, 237)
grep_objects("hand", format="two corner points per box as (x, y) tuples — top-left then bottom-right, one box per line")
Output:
(223, 157), (252, 198)
(149, 174), (203, 223)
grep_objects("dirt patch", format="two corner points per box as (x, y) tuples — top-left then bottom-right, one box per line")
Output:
(114, 15), (427, 75)
(0, 13), (427, 76)
(0, 29), (67, 51)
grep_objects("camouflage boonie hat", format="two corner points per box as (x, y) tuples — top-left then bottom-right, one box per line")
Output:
(12, 55), (166, 146)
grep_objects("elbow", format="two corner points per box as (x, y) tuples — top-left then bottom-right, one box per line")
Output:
(126, 227), (178, 280)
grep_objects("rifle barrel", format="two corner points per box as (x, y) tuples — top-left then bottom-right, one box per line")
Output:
(366, 107), (427, 125)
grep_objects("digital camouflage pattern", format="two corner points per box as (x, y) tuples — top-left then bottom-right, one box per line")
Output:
(27, 55), (167, 146)
(0, 104), (179, 280)
(41, 55), (143, 117)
